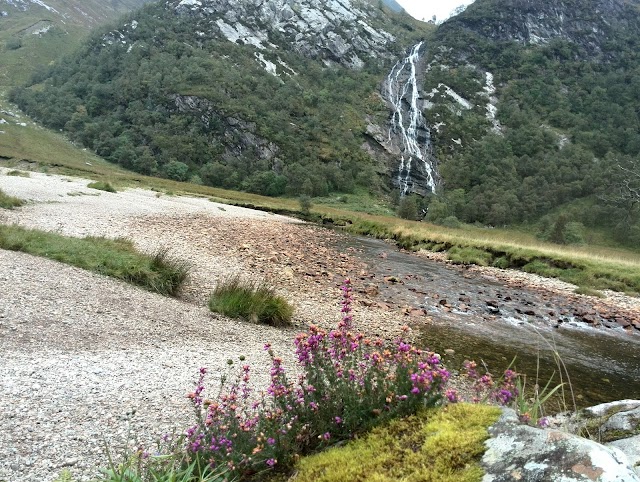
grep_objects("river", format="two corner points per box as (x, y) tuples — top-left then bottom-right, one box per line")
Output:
(342, 235), (640, 408)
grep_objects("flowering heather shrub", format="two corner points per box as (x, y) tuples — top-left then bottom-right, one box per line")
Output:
(184, 279), (451, 479)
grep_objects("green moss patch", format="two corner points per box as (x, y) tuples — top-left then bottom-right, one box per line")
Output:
(292, 403), (501, 482)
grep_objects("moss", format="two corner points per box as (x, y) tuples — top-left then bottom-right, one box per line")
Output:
(292, 404), (501, 482)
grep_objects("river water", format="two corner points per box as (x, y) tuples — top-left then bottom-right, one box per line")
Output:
(343, 236), (640, 408)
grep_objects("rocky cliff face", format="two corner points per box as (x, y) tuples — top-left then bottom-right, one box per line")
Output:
(441, 0), (640, 57)
(169, 0), (400, 69)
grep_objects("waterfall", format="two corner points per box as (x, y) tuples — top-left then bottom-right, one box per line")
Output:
(385, 41), (437, 195)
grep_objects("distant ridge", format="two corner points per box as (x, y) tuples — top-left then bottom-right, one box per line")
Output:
(382, 0), (406, 13)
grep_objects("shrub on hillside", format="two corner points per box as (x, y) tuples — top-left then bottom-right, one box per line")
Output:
(397, 195), (419, 220)
(537, 215), (586, 245)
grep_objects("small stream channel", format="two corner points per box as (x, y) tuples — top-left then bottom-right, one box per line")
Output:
(341, 235), (640, 408)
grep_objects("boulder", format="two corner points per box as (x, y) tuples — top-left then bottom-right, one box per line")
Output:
(607, 435), (640, 477)
(483, 408), (640, 481)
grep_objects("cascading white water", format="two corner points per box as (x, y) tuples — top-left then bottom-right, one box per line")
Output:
(385, 41), (437, 195)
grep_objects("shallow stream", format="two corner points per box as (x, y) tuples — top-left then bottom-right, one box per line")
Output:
(344, 236), (640, 408)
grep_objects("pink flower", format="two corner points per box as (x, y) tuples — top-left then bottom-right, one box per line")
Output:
(445, 389), (459, 403)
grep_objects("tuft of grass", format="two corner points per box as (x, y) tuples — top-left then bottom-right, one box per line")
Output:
(293, 403), (501, 482)
(6, 169), (30, 177)
(447, 246), (493, 266)
(208, 276), (293, 326)
(0, 225), (189, 295)
(574, 286), (605, 298)
(102, 450), (226, 482)
(52, 470), (74, 482)
(88, 181), (117, 193)
(0, 188), (25, 209)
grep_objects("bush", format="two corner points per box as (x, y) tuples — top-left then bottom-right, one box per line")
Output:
(0, 189), (25, 209)
(208, 276), (294, 326)
(439, 215), (463, 228)
(188, 281), (451, 479)
(299, 195), (313, 216)
(492, 256), (511, 269)
(5, 37), (22, 51)
(164, 160), (190, 182)
(537, 215), (585, 245)
(563, 222), (586, 245)
(87, 181), (116, 193)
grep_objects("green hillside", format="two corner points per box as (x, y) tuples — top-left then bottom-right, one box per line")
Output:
(0, 0), (153, 88)
(9, 0), (431, 198)
(419, 0), (640, 245)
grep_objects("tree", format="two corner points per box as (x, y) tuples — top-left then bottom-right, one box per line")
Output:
(397, 195), (419, 220)
(164, 160), (190, 182)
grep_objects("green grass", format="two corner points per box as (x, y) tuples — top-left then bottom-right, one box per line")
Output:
(0, 188), (25, 209)
(6, 169), (30, 177)
(293, 403), (501, 482)
(208, 276), (294, 327)
(574, 286), (605, 298)
(88, 181), (117, 193)
(0, 224), (190, 295)
(447, 246), (494, 266)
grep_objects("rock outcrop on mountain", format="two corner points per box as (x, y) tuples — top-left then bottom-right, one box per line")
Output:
(170, 0), (400, 69)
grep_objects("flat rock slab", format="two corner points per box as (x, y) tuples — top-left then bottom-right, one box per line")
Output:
(483, 409), (640, 481)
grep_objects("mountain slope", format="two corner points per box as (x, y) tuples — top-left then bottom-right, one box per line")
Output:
(416, 0), (640, 243)
(11, 0), (431, 197)
(0, 0), (154, 86)
(8, 0), (640, 245)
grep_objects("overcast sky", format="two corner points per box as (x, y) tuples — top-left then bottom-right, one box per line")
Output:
(395, 0), (476, 22)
